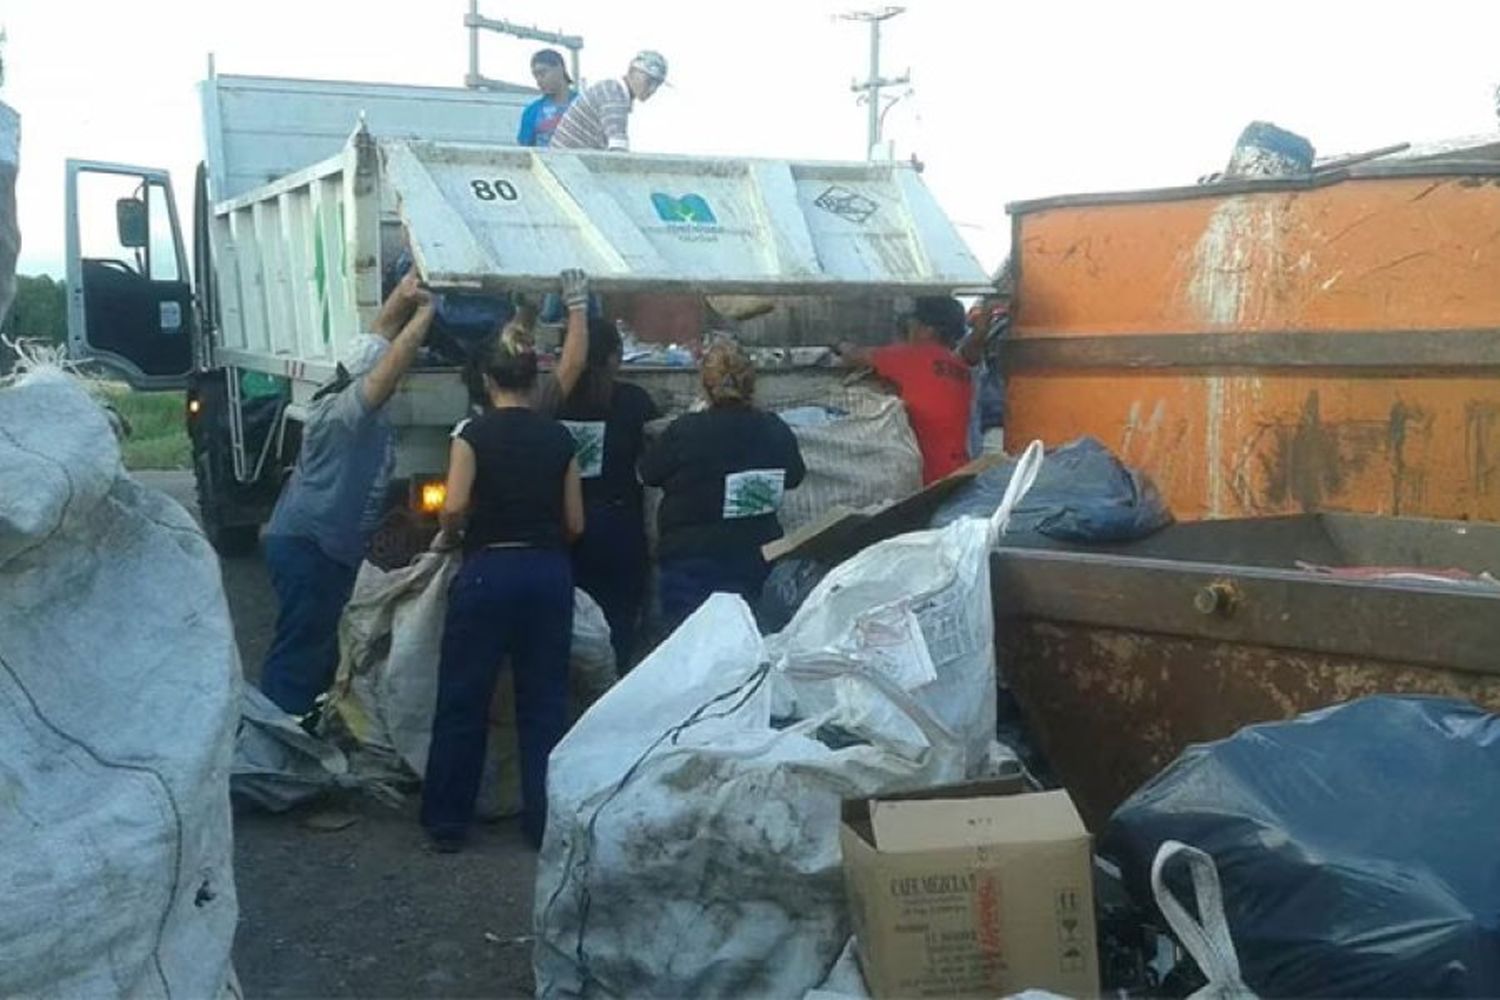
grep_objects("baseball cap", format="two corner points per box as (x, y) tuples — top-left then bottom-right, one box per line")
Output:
(630, 50), (669, 83)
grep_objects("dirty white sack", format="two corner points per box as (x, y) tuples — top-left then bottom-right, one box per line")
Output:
(0, 370), (239, 997)
(766, 444), (1044, 771)
(231, 682), (358, 812)
(332, 550), (616, 815)
(804, 938), (871, 999)
(534, 444), (1044, 998)
(0, 101), (18, 325)
(776, 387), (923, 537)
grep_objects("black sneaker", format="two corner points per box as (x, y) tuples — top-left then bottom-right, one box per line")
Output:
(295, 702), (324, 736)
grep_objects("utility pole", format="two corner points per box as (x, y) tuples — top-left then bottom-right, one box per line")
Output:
(845, 6), (909, 159)
(841, 7), (909, 160)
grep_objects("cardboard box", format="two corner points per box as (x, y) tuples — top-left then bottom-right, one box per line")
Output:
(840, 780), (1099, 999)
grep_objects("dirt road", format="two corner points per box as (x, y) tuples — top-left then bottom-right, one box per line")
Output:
(136, 472), (539, 999)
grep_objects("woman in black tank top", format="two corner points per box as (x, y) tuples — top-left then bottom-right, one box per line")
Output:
(421, 333), (584, 852)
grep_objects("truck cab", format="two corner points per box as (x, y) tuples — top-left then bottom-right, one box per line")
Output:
(65, 162), (194, 388)
(65, 69), (535, 554)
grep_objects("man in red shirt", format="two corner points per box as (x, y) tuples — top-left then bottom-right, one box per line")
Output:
(837, 296), (974, 484)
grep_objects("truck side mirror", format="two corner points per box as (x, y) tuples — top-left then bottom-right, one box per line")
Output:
(116, 197), (148, 248)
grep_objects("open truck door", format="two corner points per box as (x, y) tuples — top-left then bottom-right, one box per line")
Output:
(65, 160), (194, 389)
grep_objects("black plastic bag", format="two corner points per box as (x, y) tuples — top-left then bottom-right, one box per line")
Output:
(755, 557), (829, 633)
(932, 436), (1172, 542)
(1102, 696), (1500, 998)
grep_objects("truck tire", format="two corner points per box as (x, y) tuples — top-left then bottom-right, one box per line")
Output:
(188, 372), (282, 558)
(194, 447), (260, 557)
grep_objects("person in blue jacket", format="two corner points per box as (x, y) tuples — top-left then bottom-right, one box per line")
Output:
(516, 49), (576, 148)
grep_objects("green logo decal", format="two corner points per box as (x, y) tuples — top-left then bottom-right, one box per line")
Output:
(723, 469), (787, 519)
(562, 420), (606, 479)
(652, 192), (717, 224)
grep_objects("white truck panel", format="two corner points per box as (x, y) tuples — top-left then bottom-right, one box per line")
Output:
(201, 72), (530, 202)
(211, 132), (991, 384)
(387, 141), (990, 294)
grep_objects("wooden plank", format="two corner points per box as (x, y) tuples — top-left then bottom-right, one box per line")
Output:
(762, 453), (1002, 564)
(1002, 329), (1500, 371)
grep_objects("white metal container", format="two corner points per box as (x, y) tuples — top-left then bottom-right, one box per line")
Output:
(210, 130), (989, 384)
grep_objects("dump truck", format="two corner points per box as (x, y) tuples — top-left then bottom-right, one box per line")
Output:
(65, 65), (990, 557)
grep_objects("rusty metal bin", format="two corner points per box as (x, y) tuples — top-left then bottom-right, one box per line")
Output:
(991, 513), (1500, 831)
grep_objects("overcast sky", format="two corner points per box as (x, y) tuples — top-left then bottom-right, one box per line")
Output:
(5, 0), (1499, 278)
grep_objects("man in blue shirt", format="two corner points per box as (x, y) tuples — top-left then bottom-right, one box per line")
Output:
(516, 49), (576, 148)
(258, 273), (435, 718)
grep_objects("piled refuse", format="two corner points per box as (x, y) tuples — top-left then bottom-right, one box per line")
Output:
(1104, 696), (1500, 998)
(931, 436), (1172, 542)
(328, 550), (618, 817)
(533, 444), (1043, 998)
(760, 436), (1171, 634)
(775, 388), (924, 537)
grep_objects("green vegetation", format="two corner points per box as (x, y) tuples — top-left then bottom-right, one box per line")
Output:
(3, 274), (66, 344)
(101, 384), (191, 470)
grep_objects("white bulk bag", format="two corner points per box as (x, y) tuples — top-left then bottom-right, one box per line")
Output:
(534, 445), (1044, 998)
(0, 371), (239, 996)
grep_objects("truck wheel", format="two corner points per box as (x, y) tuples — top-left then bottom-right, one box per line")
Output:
(194, 449), (260, 557)
(208, 520), (260, 558)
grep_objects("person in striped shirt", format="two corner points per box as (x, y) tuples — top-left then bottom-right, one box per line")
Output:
(550, 50), (667, 152)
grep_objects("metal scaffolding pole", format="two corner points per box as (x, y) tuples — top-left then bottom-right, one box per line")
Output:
(465, 1), (583, 90)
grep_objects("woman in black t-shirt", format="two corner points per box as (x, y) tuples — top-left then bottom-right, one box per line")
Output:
(557, 319), (660, 671)
(641, 340), (806, 634)
(421, 332), (584, 852)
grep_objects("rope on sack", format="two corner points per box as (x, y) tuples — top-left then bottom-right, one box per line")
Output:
(1151, 840), (1256, 1000)
(986, 439), (1045, 547)
(540, 661), (775, 994)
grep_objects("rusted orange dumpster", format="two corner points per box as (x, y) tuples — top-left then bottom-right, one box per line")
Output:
(991, 512), (1500, 831)
(1004, 158), (1500, 521)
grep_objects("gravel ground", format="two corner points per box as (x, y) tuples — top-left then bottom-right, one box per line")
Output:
(137, 471), (540, 999)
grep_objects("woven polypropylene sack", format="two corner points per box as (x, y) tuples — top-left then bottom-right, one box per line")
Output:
(777, 388), (922, 536)
(0, 371), (239, 996)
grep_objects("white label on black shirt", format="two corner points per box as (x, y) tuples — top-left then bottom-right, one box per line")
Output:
(562, 420), (607, 478)
(723, 468), (786, 519)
